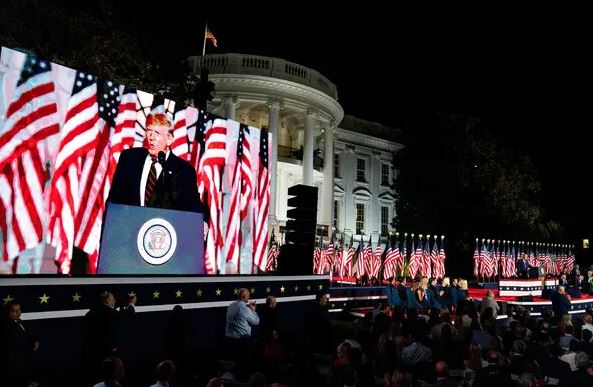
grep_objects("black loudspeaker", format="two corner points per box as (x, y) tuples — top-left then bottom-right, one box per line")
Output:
(277, 184), (318, 275)
(516, 295), (533, 302)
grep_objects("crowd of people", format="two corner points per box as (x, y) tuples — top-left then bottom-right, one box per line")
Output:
(2, 275), (593, 386)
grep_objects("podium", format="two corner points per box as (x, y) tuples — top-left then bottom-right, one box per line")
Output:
(97, 203), (204, 274)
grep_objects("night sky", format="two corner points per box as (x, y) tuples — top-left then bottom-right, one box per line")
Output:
(18, 4), (593, 239)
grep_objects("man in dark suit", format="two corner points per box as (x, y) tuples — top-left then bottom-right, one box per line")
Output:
(0, 300), (40, 386)
(107, 110), (207, 219)
(551, 285), (572, 320)
(517, 254), (530, 278)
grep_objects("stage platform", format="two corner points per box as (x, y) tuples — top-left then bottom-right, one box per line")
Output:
(0, 274), (328, 320)
(328, 282), (593, 318)
(498, 278), (557, 297)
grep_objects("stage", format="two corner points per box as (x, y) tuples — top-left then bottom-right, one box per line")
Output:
(328, 281), (593, 318)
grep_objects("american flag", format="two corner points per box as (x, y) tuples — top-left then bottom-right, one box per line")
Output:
(372, 243), (382, 278)
(196, 117), (227, 274)
(421, 237), (431, 278)
(507, 243), (516, 277)
(334, 237), (343, 277)
(473, 240), (480, 277)
(313, 243), (322, 274)
(353, 238), (365, 277)
(528, 250), (537, 267)
(170, 103), (190, 160)
(265, 231), (278, 272)
(407, 238), (420, 279)
(383, 239), (397, 280)
(326, 234), (335, 273)
(394, 238), (404, 276)
(224, 124), (251, 272)
(363, 236), (373, 277)
(437, 241), (446, 279)
(72, 81), (117, 267)
(109, 87), (137, 164)
(492, 243), (499, 277)
(343, 235), (354, 277)
(47, 72), (121, 273)
(500, 246), (509, 278)
(206, 28), (218, 48)
(0, 54), (59, 263)
(400, 237), (408, 278)
(482, 242), (495, 277)
(252, 129), (270, 273)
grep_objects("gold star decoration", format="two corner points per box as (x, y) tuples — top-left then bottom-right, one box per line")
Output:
(250, 287), (256, 294)
(280, 286), (285, 293)
(152, 290), (160, 299)
(175, 290), (183, 298)
(294, 285), (299, 292)
(72, 292), (82, 302)
(266, 287), (271, 293)
(233, 288), (239, 295)
(39, 293), (50, 304)
(318, 284), (323, 290)
(2, 294), (14, 305)
(196, 289), (203, 297)
(216, 288), (222, 296)
(128, 291), (136, 298)
(306, 285), (311, 291)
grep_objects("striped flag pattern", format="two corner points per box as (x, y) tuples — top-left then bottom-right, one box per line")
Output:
(0, 54), (59, 264)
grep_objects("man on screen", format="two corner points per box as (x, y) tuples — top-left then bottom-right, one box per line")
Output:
(107, 109), (207, 220)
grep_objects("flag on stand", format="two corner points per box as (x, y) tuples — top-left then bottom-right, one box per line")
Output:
(473, 240), (480, 278)
(343, 235), (354, 277)
(265, 231), (278, 272)
(252, 129), (270, 273)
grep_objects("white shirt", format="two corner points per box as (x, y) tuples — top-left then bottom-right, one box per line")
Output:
(140, 150), (170, 206)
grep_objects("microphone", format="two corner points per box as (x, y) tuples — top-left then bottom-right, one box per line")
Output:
(157, 151), (166, 184)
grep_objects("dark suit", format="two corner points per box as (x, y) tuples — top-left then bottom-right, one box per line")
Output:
(0, 318), (36, 385)
(517, 259), (529, 278)
(551, 291), (571, 319)
(107, 148), (207, 220)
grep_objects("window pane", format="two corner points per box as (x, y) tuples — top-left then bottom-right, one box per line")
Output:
(333, 200), (339, 227)
(357, 158), (366, 182)
(381, 164), (390, 185)
(381, 206), (389, 236)
(356, 203), (365, 234)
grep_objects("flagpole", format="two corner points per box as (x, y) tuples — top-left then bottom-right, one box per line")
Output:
(202, 22), (208, 57)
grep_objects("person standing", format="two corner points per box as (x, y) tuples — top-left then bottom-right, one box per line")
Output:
(551, 286), (572, 320)
(480, 290), (501, 318)
(0, 300), (40, 386)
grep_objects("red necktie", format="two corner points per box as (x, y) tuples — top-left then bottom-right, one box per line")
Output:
(144, 158), (157, 205)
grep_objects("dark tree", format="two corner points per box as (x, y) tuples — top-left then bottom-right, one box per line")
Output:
(395, 112), (563, 276)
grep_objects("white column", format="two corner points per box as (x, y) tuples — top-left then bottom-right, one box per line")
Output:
(222, 95), (237, 120)
(267, 99), (281, 225)
(320, 122), (335, 226)
(303, 109), (316, 186)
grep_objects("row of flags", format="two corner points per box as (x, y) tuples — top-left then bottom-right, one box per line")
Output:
(0, 47), (271, 274)
(264, 232), (447, 281)
(472, 238), (576, 278)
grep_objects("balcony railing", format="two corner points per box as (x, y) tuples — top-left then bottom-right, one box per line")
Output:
(190, 53), (338, 100)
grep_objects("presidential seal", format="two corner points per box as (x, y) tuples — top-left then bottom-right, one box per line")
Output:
(137, 218), (177, 265)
